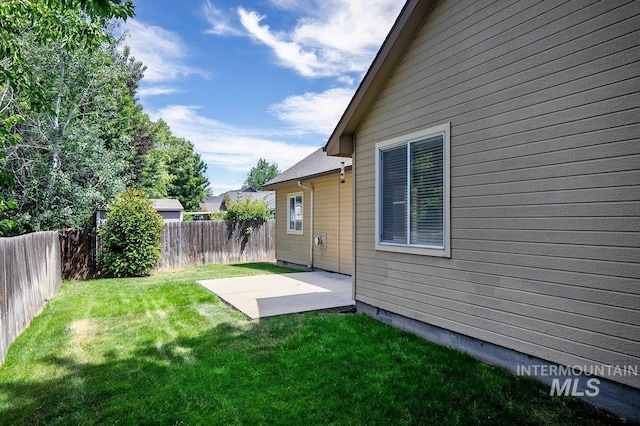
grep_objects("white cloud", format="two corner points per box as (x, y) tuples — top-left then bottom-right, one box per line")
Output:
(208, 178), (247, 195)
(238, 8), (322, 77)
(122, 19), (209, 97)
(203, 1), (243, 36)
(138, 86), (182, 97)
(236, 0), (403, 79)
(268, 87), (354, 134)
(149, 104), (317, 175)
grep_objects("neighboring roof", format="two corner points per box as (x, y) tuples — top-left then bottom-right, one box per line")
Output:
(263, 148), (352, 189)
(201, 190), (276, 212)
(202, 194), (226, 213)
(225, 190), (276, 209)
(150, 199), (184, 211)
(325, 0), (435, 156)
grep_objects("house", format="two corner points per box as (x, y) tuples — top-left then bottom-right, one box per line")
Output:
(325, 0), (640, 420)
(201, 188), (275, 215)
(96, 198), (184, 226)
(201, 193), (226, 214)
(263, 148), (352, 275)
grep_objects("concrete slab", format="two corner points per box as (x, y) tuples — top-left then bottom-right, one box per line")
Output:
(197, 271), (354, 319)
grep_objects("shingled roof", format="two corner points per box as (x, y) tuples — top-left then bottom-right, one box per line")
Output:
(149, 199), (183, 211)
(263, 148), (352, 189)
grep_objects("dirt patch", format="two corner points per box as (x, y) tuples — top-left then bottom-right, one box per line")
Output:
(69, 318), (101, 346)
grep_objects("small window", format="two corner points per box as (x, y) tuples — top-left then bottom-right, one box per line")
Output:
(375, 123), (450, 257)
(287, 193), (303, 234)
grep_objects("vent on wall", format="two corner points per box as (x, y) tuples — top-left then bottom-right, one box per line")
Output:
(314, 233), (327, 250)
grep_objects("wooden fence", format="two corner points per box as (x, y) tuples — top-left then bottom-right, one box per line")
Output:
(60, 228), (101, 280)
(0, 221), (274, 365)
(60, 219), (276, 279)
(0, 231), (62, 366)
(158, 220), (275, 270)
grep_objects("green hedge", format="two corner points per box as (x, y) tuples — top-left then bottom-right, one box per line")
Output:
(98, 188), (165, 277)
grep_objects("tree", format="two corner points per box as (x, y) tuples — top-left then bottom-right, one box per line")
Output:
(0, 0), (134, 234)
(0, 0), (135, 159)
(138, 120), (210, 212)
(98, 188), (164, 277)
(244, 159), (279, 191)
(3, 33), (137, 231)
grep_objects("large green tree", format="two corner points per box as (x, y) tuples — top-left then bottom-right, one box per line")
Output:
(1, 0), (210, 232)
(244, 158), (279, 191)
(0, 0), (134, 234)
(138, 120), (210, 212)
(3, 26), (139, 231)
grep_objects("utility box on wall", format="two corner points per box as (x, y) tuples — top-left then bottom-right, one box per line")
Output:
(314, 233), (327, 250)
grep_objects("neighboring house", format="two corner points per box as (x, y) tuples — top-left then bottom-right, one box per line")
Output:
(201, 188), (275, 215)
(325, 0), (639, 420)
(263, 148), (352, 275)
(96, 198), (183, 226)
(201, 193), (226, 214)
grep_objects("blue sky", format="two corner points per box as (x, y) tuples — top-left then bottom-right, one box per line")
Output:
(122, 0), (404, 195)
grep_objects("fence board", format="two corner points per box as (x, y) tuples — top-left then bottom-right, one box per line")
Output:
(61, 220), (276, 279)
(60, 228), (100, 280)
(0, 238), (8, 364)
(156, 220), (275, 271)
(0, 231), (61, 366)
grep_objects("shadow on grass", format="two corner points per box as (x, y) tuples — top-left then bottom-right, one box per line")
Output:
(0, 314), (631, 426)
(227, 262), (302, 274)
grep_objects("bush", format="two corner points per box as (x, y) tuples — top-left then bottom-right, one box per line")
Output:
(98, 188), (165, 277)
(223, 198), (271, 235)
(224, 199), (271, 222)
(209, 211), (226, 220)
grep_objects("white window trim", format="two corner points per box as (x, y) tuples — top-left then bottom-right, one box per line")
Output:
(286, 192), (304, 234)
(374, 123), (451, 258)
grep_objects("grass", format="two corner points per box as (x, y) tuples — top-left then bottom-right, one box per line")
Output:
(0, 262), (630, 425)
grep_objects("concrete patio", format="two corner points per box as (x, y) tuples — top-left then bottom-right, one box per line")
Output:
(197, 271), (354, 319)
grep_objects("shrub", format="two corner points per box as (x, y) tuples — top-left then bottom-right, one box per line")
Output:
(224, 199), (271, 222)
(223, 198), (271, 235)
(98, 188), (165, 277)
(209, 211), (226, 220)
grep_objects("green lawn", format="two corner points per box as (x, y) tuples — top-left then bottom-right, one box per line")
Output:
(0, 263), (628, 425)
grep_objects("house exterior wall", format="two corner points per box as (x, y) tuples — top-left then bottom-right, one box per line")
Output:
(275, 183), (311, 267)
(339, 171), (353, 275)
(352, 0), (640, 390)
(274, 171), (353, 274)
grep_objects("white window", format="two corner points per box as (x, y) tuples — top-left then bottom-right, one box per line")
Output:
(375, 123), (451, 257)
(287, 193), (303, 234)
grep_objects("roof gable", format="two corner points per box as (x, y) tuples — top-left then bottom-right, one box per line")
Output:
(324, 0), (436, 156)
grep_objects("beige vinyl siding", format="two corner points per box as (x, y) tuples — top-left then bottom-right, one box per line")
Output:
(274, 171), (353, 274)
(312, 174), (340, 273)
(275, 184), (310, 267)
(353, 0), (640, 389)
(339, 171), (353, 275)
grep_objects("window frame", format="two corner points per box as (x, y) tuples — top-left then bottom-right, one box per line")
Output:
(374, 123), (451, 258)
(286, 192), (304, 234)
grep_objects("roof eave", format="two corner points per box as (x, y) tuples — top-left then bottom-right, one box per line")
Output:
(325, 0), (436, 157)
(262, 166), (353, 190)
